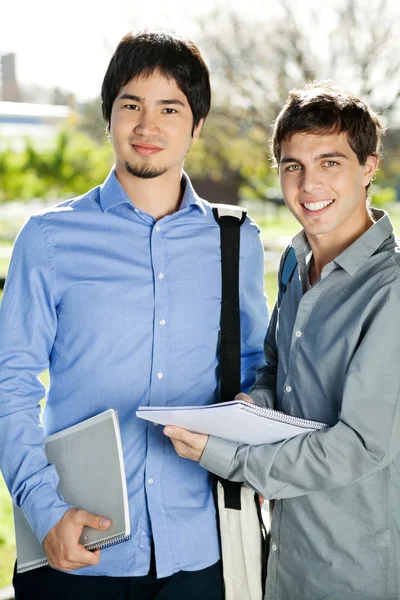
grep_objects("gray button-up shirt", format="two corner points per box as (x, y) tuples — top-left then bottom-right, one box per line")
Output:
(201, 210), (400, 599)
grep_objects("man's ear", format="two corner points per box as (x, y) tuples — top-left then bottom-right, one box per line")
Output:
(192, 118), (204, 141)
(362, 153), (379, 187)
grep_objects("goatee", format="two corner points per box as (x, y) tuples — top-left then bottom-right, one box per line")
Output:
(124, 160), (168, 180)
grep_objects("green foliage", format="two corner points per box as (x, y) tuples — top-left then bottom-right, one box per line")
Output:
(0, 475), (14, 548)
(185, 106), (276, 197)
(0, 130), (114, 203)
(0, 474), (15, 589)
(371, 185), (397, 207)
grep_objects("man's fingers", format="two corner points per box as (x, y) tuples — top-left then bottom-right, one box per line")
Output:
(164, 426), (193, 444)
(73, 509), (111, 530)
(235, 392), (253, 402)
(169, 439), (187, 457)
(164, 426), (208, 462)
(72, 544), (102, 566)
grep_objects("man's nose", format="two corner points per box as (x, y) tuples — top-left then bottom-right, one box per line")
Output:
(133, 110), (159, 136)
(300, 169), (324, 193)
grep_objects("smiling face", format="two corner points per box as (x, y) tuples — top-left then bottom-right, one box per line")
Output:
(109, 69), (203, 181)
(279, 131), (379, 245)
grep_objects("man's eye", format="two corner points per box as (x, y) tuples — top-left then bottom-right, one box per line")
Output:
(286, 164), (301, 172)
(324, 160), (339, 167)
(163, 108), (177, 114)
(124, 104), (139, 110)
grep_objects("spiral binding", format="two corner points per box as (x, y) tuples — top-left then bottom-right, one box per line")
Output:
(86, 533), (132, 551)
(18, 557), (48, 573)
(240, 402), (327, 430)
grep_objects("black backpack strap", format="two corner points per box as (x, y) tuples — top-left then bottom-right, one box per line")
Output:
(212, 204), (247, 403)
(279, 245), (297, 300)
(212, 204), (246, 510)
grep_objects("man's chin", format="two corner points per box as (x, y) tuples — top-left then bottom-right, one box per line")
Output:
(124, 161), (168, 180)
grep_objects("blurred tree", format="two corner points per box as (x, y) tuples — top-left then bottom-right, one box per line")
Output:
(0, 131), (113, 203)
(78, 98), (107, 143)
(194, 0), (400, 202)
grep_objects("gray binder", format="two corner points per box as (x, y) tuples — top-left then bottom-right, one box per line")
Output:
(14, 409), (130, 573)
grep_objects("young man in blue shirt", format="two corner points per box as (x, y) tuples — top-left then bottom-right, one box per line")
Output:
(0, 30), (268, 600)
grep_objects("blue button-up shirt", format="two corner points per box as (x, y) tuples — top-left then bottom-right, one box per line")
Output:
(0, 169), (268, 577)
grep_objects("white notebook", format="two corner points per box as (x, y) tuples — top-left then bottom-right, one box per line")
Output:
(136, 401), (327, 445)
(14, 409), (130, 574)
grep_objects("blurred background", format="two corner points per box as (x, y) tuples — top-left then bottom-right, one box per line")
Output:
(1, 0), (400, 593)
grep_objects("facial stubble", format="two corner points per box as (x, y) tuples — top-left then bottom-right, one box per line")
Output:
(124, 160), (168, 180)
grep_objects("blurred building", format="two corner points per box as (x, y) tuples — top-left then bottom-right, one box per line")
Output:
(0, 101), (74, 151)
(0, 53), (21, 102)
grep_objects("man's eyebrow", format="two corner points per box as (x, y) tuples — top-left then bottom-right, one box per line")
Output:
(157, 99), (186, 107)
(118, 93), (185, 107)
(280, 151), (349, 164)
(118, 93), (143, 102)
(314, 151), (349, 161)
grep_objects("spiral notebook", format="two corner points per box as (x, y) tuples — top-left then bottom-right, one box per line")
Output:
(137, 401), (327, 445)
(14, 409), (130, 574)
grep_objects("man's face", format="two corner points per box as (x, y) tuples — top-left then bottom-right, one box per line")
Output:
(109, 69), (203, 180)
(279, 132), (378, 243)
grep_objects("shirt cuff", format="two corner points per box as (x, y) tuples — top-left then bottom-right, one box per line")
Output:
(21, 483), (74, 543)
(200, 435), (239, 479)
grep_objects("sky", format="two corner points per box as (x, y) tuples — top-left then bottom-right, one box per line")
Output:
(0, 0), (288, 101)
(2, 0), (400, 103)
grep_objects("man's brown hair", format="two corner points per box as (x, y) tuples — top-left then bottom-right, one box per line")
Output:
(271, 81), (384, 169)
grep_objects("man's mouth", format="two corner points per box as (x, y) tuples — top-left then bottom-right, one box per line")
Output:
(302, 199), (335, 213)
(131, 143), (163, 156)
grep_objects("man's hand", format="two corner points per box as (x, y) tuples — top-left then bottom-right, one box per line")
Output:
(164, 427), (209, 462)
(43, 508), (111, 571)
(234, 392), (253, 402)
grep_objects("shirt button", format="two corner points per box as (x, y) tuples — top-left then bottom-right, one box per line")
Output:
(160, 319), (166, 326)
(158, 273), (164, 280)
(134, 208), (140, 213)
(271, 544), (278, 552)
(147, 478), (154, 485)
(155, 225), (160, 232)
(153, 422), (159, 427)
(285, 385), (292, 393)
(157, 372), (163, 379)
(295, 330), (302, 337)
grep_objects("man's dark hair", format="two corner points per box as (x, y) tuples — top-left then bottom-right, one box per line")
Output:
(271, 81), (384, 168)
(101, 29), (211, 132)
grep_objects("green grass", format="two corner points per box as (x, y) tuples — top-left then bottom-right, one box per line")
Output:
(0, 258), (10, 278)
(0, 473), (15, 588)
(0, 373), (48, 590)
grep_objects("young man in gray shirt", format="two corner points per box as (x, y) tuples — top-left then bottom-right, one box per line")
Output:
(165, 82), (400, 599)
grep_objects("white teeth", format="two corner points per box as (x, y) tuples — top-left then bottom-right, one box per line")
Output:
(303, 200), (333, 211)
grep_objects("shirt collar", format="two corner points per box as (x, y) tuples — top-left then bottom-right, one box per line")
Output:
(179, 172), (207, 215)
(333, 209), (393, 276)
(291, 209), (394, 277)
(99, 167), (207, 215)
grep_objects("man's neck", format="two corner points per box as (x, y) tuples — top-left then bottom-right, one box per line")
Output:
(115, 165), (184, 221)
(308, 211), (375, 285)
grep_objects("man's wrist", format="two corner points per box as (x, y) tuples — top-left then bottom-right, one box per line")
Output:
(21, 485), (73, 543)
(199, 435), (239, 479)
